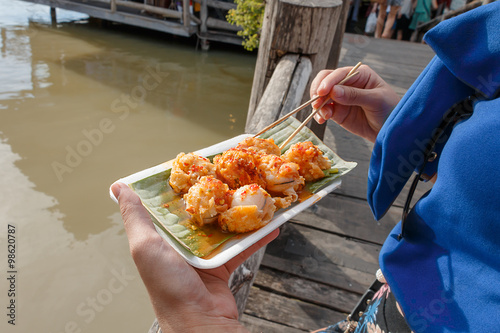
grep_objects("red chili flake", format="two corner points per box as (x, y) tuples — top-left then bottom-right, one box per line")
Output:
(163, 203), (170, 208)
(249, 184), (259, 191)
(207, 234), (213, 237)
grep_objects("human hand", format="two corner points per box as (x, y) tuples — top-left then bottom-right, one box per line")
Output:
(310, 65), (400, 143)
(111, 183), (279, 333)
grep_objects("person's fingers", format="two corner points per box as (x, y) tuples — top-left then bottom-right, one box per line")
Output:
(309, 69), (333, 98)
(314, 103), (334, 124)
(224, 228), (280, 274)
(313, 67), (356, 104)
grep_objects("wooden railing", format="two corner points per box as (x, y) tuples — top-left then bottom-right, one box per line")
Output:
(91, 0), (187, 23)
(63, 0), (239, 33)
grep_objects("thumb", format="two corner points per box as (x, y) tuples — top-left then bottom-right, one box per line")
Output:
(331, 85), (374, 109)
(111, 183), (158, 244)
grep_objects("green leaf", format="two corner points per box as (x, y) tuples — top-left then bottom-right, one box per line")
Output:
(130, 117), (356, 257)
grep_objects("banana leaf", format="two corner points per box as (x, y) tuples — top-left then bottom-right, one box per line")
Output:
(129, 117), (357, 258)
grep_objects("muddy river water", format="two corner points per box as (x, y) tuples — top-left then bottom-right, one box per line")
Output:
(0, 1), (256, 331)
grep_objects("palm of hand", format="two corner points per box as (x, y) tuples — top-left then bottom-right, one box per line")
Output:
(130, 220), (243, 332)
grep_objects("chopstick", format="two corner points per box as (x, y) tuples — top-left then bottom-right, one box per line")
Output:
(278, 66), (362, 150)
(254, 62), (362, 139)
(252, 95), (322, 138)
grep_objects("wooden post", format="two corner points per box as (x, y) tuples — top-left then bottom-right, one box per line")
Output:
(50, 7), (57, 27)
(183, 0), (190, 27)
(245, 54), (312, 134)
(199, 0), (209, 50)
(228, 242), (267, 316)
(326, 0), (351, 69)
(247, 0), (343, 138)
(110, 0), (117, 13)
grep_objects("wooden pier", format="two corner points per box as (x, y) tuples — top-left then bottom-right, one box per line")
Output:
(240, 34), (436, 332)
(21, 0), (242, 49)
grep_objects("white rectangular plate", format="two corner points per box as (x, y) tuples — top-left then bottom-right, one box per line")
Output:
(110, 126), (354, 269)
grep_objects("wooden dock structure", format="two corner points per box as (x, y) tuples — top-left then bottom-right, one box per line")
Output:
(239, 35), (436, 332)
(21, 0), (242, 49)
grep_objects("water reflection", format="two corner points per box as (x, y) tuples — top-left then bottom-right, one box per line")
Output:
(0, 5), (255, 239)
(0, 1), (255, 331)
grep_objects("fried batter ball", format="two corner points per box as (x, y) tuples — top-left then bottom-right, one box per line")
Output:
(169, 153), (216, 194)
(282, 141), (331, 181)
(218, 184), (276, 233)
(236, 137), (281, 156)
(257, 154), (305, 209)
(183, 176), (231, 226)
(213, 148), (266, 189)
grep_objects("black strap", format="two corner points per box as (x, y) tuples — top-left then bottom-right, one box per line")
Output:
(348, 279), (384, 322)
(398, 96), (475, 240)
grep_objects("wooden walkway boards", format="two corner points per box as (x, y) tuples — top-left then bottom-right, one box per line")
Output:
(240, 34), (436, 332)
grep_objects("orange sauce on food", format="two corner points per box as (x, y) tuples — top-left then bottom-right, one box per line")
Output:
(159, 167), (319, 259)
(297, 187), (314, 202)
(180, 220), (235, 257)
(201, 233), (246, 260)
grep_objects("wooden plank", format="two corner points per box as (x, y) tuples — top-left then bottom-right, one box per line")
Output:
(207, 16), (240, 32)
(279, 56), (313, 119)
(229, 246), (267, 317)
(254, 267), (359, 313)
(323, 121), (434, 207)
(240, 314), (307, 333)
(246, 54), (300, 134)
(262, 224), (376, 295)
(291, 193), (401, 245)
(202, 30), (242, 45)
(268, 223), (380, 274)
(245, 287), (346, 331)
(261, 254), (371, 295)
(246, 54), (313, 134)
(115, 0), (182, 18)
(207, 0), (237, 10)
(337, 34), (435, 96)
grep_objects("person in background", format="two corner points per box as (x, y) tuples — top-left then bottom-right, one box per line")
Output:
(395, 0), (416, 40)
(409, 0), (438, 31)
(374, 0), (402, 38)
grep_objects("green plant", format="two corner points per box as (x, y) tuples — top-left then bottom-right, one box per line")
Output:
(226, 0), (265, 51)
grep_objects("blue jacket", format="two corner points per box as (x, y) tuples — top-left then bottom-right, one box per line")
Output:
(367, 2), (500, 332)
